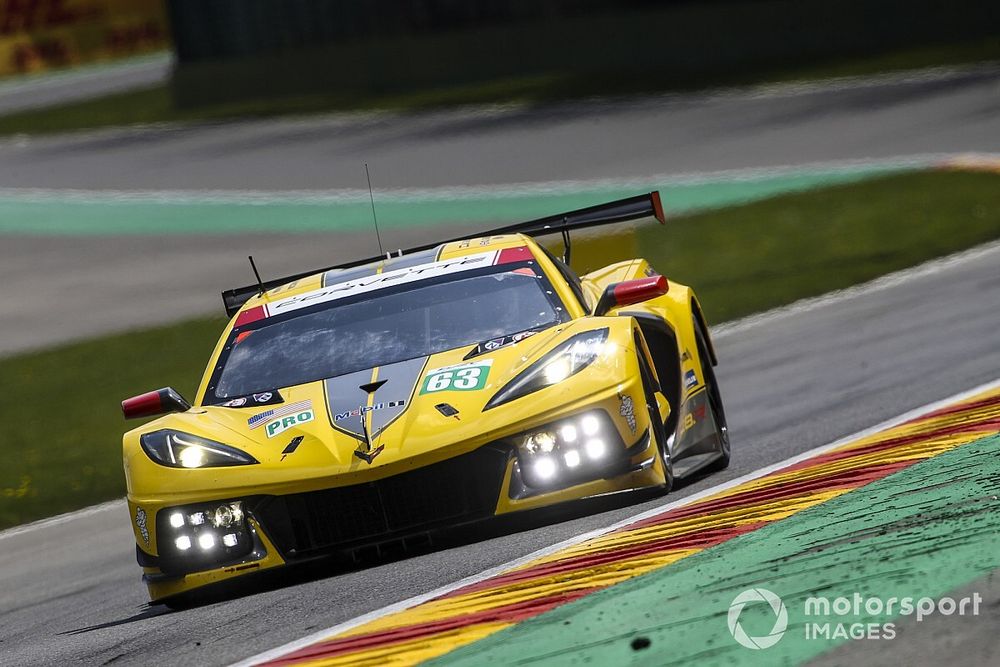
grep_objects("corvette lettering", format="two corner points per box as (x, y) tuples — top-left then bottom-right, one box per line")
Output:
(267, 251), (499, 316)
(265, 409), (314, 438)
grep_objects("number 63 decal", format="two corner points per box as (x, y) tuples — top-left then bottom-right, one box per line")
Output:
(420, 360), (492, 394)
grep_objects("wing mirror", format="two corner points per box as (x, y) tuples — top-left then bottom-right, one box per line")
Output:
(593, 275), (668, 317)
(122, 387), (192, 420)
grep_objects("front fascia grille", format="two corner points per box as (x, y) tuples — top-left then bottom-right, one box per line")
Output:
(253, 444), (511, 558)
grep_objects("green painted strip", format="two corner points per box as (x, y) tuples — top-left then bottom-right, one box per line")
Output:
(430, 434), (1000, 666)
(0, 166), (914, 236)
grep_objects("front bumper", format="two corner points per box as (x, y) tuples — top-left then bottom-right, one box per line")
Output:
(133, 395), (666, 602)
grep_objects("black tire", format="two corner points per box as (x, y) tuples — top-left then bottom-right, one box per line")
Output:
(638, 352), (674, 492)
(694, 319), (730, 472)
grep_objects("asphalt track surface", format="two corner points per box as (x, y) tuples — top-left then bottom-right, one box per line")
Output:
(1, 63), (999, 356)
(1, 63), (999, 191)
(2, 242), (999, 666)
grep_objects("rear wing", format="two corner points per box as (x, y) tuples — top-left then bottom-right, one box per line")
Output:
(222, 191), (665, 317)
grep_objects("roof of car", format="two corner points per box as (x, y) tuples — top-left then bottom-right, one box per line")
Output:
(236, 233), (540, 317)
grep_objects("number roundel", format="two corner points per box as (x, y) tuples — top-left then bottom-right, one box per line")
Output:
(420, 361), (492, 394)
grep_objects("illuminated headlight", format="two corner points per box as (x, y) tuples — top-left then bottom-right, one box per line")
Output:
(515, 410), (622, 488)
(140, 430), (258, 469)
(524, 431), (557, 454)
(158, 500), (252, 568)
(534, 457), (557, 479)
(585, 438), (606, 459)
(486, 329), (609, 409)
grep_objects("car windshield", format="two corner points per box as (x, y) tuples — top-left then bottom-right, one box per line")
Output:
(211, 264), (566, 399)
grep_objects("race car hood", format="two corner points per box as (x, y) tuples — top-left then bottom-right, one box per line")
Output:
(125, 317), (637, 497)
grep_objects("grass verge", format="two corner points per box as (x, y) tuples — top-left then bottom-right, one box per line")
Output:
(1, 38), (998, 136)
(2, 169), (999, 529)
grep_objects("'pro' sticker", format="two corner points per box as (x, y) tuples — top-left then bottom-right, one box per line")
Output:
(265, 408), (314, 439)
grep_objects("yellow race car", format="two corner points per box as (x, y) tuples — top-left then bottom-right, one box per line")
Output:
(121, 192), (729, 605)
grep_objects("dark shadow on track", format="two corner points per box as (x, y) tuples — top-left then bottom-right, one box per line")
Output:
(60, 605), (172, 635)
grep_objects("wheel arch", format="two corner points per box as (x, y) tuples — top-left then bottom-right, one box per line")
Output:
(690, 296), (718, 367)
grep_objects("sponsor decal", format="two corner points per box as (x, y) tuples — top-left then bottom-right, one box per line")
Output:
(268, 250), (499, 317)
(483, 338), (505, 351)
(618, 392), (637, 434)
(248, 399), (311, 429)
(466, 329), (539, 358)
(134, 507), (149, 546)
(334, 400), (407, 422)
(265, 408), (315, 439)
(684, 369), (699, 390)
(223, 391), (283, 408)
(420, 359), (493, 394)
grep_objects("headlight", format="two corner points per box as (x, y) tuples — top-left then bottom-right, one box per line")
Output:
(140, 430), (258, 468)
(485, 328), (609, 409)
(157, 499), (254, 572)
(514, 410), (623, 489)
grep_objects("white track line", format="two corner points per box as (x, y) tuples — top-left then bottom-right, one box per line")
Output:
(234, 375), (1000, 666)
(0, 498), (123, 542)
(3, 235), (998, 545)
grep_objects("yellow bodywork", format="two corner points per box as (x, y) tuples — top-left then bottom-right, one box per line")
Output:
(123, 234), (717, 603)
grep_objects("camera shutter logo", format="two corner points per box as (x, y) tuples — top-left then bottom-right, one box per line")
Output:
(728, 588), (788, 649)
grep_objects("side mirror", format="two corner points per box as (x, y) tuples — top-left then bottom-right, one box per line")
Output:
(593, 275), (668, 317)
(122, 387), (192, 420)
